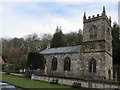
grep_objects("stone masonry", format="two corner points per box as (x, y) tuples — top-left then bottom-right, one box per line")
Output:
(40, 6), (113, 80)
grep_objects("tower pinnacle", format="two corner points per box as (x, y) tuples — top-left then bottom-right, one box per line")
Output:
(102, 6), (106, 16)
(103, 6), (106, 13)
(83, 12), (86, 20)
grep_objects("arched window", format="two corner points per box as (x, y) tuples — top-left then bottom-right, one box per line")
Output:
(108, 69), (111, 80)
(90, 25), (97, 38)
(89, 58), (96, 73)
(64, 57), (71, 71)
(51, 57), (57, 71)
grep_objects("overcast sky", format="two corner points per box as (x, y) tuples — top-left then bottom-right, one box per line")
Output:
(0, 0), (119, 38)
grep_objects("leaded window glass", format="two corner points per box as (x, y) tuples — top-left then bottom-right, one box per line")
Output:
(64, 57), (71, 71)
(51, 57), (57, 71)
(89, 58), (96, 73)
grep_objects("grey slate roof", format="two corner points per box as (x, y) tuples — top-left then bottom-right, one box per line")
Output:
(40, 45), (82, 55)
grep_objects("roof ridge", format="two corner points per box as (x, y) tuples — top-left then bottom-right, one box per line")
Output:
(40, 45), (82, 55)
(47, 45), (82, 50)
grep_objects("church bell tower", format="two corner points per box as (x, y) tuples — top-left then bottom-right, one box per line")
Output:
(82, 6), (113, 80)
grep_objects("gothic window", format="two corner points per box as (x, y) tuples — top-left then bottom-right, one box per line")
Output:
(51, 57), (57, 71)
(64, 57), (71, 71)
(89, 58), (96, 73)
(90, 25), (97, 38)
(108, 69), (111, 80)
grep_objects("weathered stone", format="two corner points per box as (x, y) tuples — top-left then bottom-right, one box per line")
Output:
(40, 7), (113, 80)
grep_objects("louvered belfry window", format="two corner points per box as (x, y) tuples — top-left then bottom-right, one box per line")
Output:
(90, 25), (97, 38)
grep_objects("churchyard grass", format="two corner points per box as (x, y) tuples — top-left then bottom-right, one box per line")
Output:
(1, 73), (88, 90)
(1, 73), (70, 89)
(1, 73), (87, 90)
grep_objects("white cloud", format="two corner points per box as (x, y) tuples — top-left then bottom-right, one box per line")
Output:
(0, 2), (83, 38)
(1, 13), (82, 38)
(0, 2), (118, 38)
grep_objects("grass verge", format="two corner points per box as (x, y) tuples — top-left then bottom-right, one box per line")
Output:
(2, 73), (70, 89)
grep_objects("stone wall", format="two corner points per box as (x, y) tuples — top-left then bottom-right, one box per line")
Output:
(82, 11), (113, 80)
(43, 51), (112, 80)
(83, 19), (105, 42)
(44, 53), (82, 78)
(105, 52), (113, 79)
(82, 52), (106, 79)
(40, 9), (113, 81)
(33, 75), (120, 89)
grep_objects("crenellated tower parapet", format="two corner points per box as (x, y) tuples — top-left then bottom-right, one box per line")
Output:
(83, 6), (111, 26)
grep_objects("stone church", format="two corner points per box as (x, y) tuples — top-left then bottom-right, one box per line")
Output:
(40, 7), (113, 80)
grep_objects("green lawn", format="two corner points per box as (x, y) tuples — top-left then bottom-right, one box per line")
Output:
(2, 74), (71, 89)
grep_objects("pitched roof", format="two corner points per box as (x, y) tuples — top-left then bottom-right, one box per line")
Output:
(40, 45), (82, 55)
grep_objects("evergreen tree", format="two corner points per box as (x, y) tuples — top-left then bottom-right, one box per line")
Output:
(50, 26), (65, 48)
(27, 52), (45, 70)
(112, 23), (120, 81)
(112, 23), (120, 65)
(64, 30), (83, 46)
(77, 29), (83, 45)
